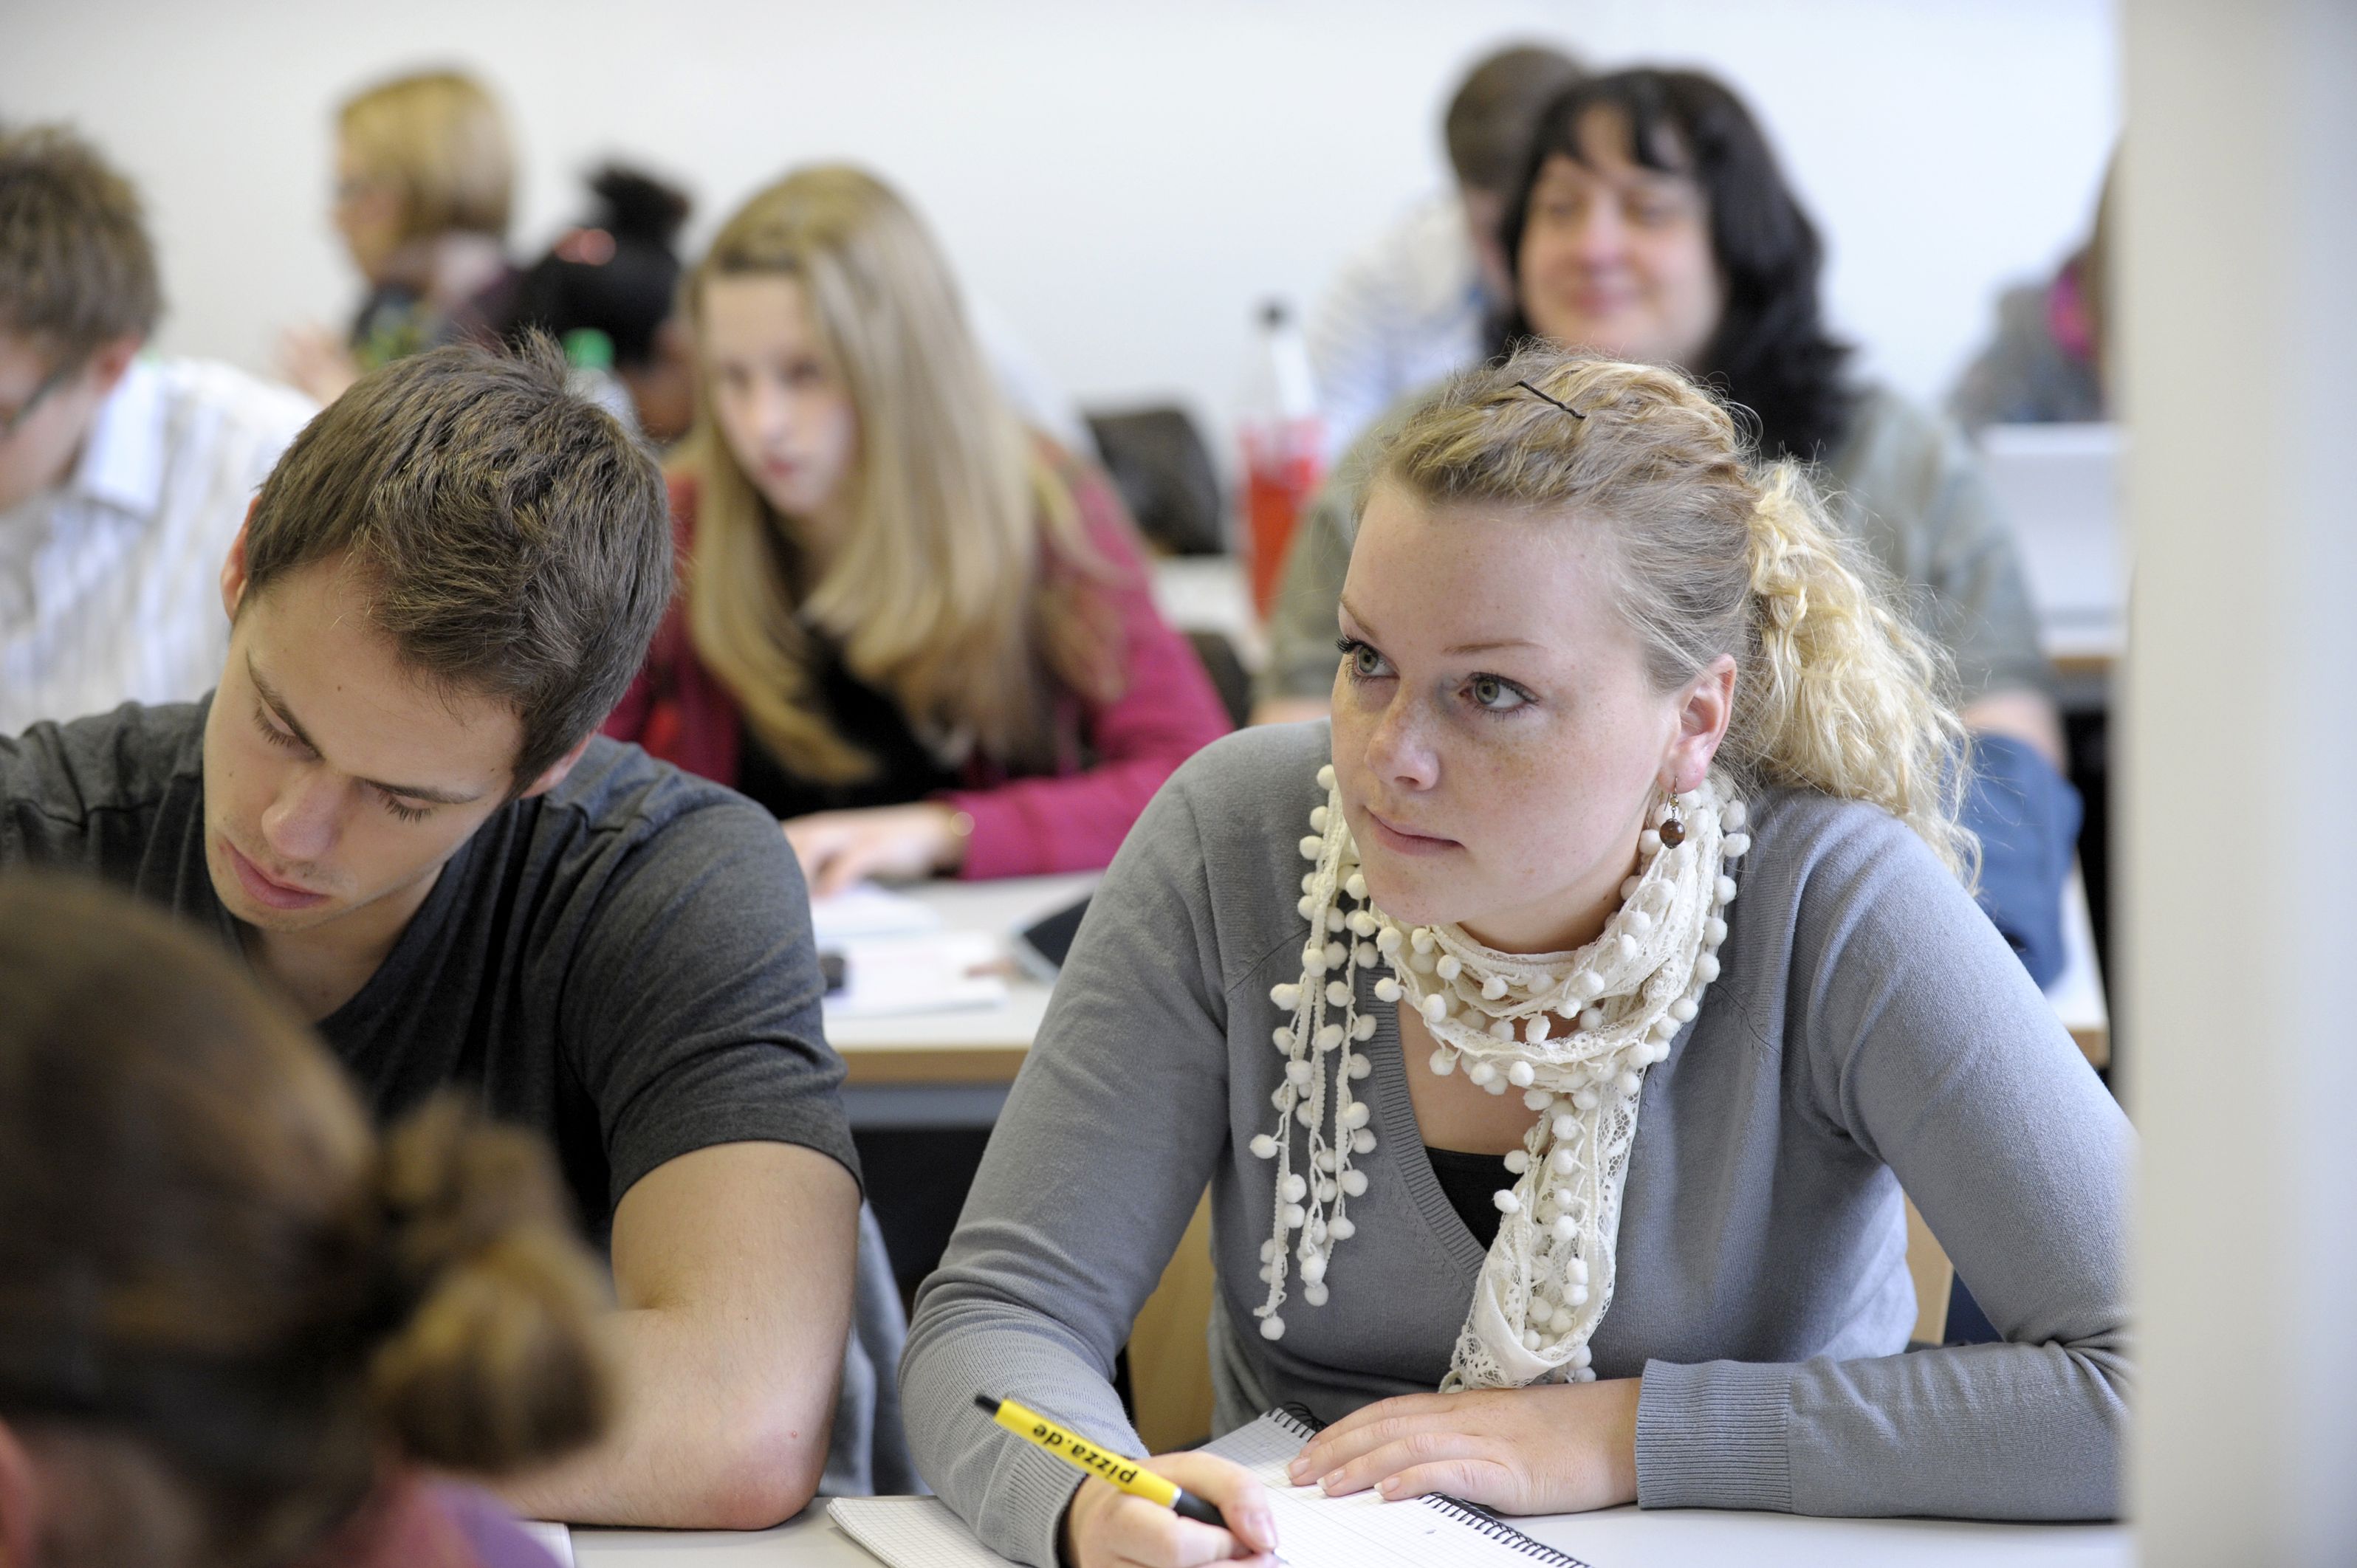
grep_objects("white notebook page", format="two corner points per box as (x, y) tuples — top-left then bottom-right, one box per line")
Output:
(827, 1412), (1589, 1568)
(518, 1519), (574, 1567)
(828, 1496), (1009, 1568)
(1204, 1414), (1589, 1568)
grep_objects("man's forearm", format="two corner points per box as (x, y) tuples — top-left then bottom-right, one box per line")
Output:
(496, 1141), (862, 1529)
(496, 1300), (845, 1528)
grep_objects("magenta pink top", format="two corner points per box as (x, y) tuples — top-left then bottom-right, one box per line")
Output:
(603, 450), (1233, 880)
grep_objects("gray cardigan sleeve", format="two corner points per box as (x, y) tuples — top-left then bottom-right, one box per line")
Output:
(1633, 815), (2132, 1519)
(901, 780), (1236, 1567)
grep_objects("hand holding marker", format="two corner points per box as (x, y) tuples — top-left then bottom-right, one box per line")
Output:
(975, 1394), (1271, 1550)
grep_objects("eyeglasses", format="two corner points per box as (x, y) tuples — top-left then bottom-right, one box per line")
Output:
(0, 358), (80, 442)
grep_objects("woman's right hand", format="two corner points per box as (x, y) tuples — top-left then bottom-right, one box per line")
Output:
(1060, 1450), (1280, 1568)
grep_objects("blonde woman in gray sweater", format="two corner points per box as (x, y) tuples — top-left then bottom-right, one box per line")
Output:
(902, 348), (2130, 1568)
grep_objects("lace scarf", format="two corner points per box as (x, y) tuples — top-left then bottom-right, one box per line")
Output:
(1249, 763), (1746, 1389)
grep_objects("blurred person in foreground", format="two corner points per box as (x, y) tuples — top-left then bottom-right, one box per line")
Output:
(0, 871), (610, 1567)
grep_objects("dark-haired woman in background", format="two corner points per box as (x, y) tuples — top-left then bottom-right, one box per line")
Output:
(510, 165), (698, 444)
(0, 873), (611, 1568)
(1258, 67), (2079, 988)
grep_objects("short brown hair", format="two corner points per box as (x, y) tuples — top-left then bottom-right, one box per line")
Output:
(244, 336), (670, 784)
(0, 873), (611, 1567)
(338, 68), (515, 243)
(0, 123), (162, 359)
(1444, 44), (1586, 192)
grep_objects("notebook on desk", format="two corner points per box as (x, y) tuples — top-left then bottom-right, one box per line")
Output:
(827, 1409), (1591, 1567)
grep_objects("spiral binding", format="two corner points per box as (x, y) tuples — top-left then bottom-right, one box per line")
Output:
(1415, 1497), (1593, 1567)
(1263, 1406), (1591, 1567)
(1268, 1407), (1322, 1443)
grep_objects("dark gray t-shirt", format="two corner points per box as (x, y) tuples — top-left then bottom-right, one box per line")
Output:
(0, 699), (859, 1239)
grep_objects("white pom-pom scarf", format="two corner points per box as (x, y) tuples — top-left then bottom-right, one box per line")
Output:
(1250, 763), (1747, 1390)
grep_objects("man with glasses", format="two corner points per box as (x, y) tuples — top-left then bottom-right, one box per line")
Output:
(1, 124), (314, 735)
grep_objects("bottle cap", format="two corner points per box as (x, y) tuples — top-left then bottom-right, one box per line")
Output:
(562, 327), (616, 371)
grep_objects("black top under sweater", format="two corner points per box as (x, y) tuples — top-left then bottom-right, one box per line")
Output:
(734, 642), (962, 821)
(1424, 1146), (1514, 1251)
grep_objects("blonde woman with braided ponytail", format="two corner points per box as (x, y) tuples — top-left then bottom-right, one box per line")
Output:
(904, 345), (2130, 1565)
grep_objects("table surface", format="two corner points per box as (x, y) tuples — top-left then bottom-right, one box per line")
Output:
(570, 1502), (2130, 1567)
(823, 873), (1097, 1084)
(825, 864), (2109, 1082)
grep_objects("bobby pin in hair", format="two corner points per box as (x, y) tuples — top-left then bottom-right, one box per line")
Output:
(1514, 379), (1588, 419)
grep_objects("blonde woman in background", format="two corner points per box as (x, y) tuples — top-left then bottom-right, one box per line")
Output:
(280, 69), (519, 404)
(607, 165), (1229, 893)
(901, 348), (2130, 1568)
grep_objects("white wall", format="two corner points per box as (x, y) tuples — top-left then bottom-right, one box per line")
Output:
(5, 0), (2113, 442)
(2122, 0), (2357, 1559)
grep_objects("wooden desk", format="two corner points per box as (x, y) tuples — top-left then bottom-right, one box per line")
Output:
(569, 1503), (2130, 1567)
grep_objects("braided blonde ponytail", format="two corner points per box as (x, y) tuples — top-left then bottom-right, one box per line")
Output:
(1377, 343), (1973, 874)
(1731, 464), (1974, 876)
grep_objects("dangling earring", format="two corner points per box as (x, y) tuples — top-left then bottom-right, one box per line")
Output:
(1656, 777), (1688, 847)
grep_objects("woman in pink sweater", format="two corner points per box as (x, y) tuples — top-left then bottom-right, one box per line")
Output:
(605, 166), (1229, 892)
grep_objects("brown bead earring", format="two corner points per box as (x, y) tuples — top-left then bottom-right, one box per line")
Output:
(1657, 780), (1688, 848)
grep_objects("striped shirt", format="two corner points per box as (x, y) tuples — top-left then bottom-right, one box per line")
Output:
(1306, 193), (1495, 463)
(0, 357), (313, 735)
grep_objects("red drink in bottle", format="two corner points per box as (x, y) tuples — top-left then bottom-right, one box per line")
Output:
(1238, 300), (1325, 617)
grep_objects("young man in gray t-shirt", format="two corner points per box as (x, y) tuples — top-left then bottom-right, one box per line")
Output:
(0, 342), (864, 1529)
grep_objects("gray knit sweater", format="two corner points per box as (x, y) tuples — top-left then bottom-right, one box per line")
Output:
(902, 724), (2130, 1566)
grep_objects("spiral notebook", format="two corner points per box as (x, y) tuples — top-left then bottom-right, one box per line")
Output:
(826, 1407), (1591, 1567)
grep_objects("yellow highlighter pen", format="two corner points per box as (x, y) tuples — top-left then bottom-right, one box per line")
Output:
(974, 1393), (1228, 1529)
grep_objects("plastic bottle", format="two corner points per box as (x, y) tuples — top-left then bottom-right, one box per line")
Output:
(1238, 300), (1325, 616)
(560, 326), (642, 436)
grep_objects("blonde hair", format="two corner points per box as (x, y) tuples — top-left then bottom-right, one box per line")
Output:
(338, 69), (514, 244)
(1378, 346), (1975, 876)
(678, 165), (1116, 782)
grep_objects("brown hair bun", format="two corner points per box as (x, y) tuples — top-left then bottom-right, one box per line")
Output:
(366, 1096), (613, 1475)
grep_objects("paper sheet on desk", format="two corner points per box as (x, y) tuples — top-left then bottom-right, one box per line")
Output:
(823, 931), (1006, 1019)
(812, 881), (945, 944)
(519, 1520), (573, 1566)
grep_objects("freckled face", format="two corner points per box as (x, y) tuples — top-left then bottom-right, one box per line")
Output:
(1328, 484), (1681, 953)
